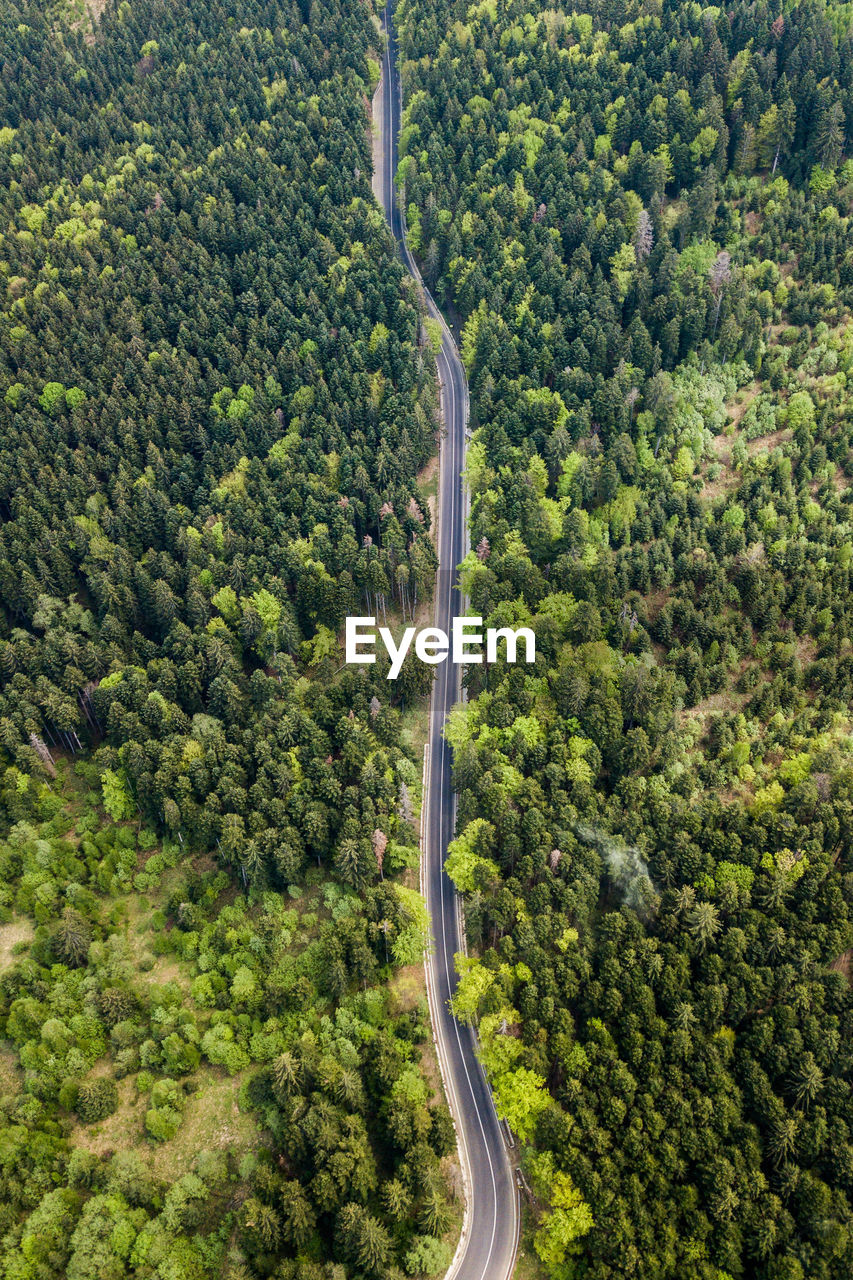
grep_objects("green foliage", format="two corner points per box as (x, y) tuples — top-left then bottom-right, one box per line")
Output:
(76, 1078), (119, 1123)
(528, 1151), (594, 1276)
(444, 819), (500, 893)
(397, 0), (853, 1275)
(491, 1066), (549, 1142)
(450, 956), (495, 1024)
(0, 0), (449, 1273)
(403, 1234), (452, 1276)
(100, 769), (134, 822)
(38, 381), (66, 413)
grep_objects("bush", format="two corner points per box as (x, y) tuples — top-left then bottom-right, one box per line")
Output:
(145, 1105), (182, 1141)
(76, 1078), (118, 1123)
(404, 1235), (453, 1276)
(145, 1081), (184, 1140)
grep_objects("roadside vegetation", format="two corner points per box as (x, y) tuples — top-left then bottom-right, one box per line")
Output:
(395, 0), (853, 1276)
(0, 0), (456, 1276)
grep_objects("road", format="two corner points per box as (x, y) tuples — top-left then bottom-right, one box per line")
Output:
(373, 6), (520, 1279)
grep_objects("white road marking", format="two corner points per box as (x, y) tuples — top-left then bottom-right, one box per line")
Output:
(378, 12), (518, 1277)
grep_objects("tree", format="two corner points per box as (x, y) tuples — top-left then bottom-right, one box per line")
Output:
(687, 901), (721, 951)
(335, 1203), (392, 1276)
(815, 101), (845, 170)
(635, 209), (653, 260)
(791, 1054), (824, 1108)
(450, 956), (496, 1023)
(529, 1151), (594, 1274)
(280, 1182), (316, 1247)
(445, 820), (500, 894)
(101, 768), (134, 821)
(757, 100), (795, 175)
(710, 251), (732, 338)
(55, 907), (92, 967)
(491, 1067), (549, 1141)
(404, 1235), (452, 1276)
(242, 1196), (281, 1250)
(272, 1051), (302, 1095)
(76, 1079), (118, 1123)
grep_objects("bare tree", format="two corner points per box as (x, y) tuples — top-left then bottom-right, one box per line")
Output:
(710, 250), (732, 337)
(29, 732), (56, 778)
(373, 828), (388, 879)
(398, 782), (414, 825)
(634, 208), (653, 260)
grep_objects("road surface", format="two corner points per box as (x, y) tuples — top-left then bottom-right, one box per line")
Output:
(373, 6), (520, 1279)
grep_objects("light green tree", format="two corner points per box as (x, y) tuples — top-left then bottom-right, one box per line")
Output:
(491, 1066), (549, 1141)
(101, 768), (134, 821)
(529, 1151), (594, 1276)
(451, 955), (496, 1023)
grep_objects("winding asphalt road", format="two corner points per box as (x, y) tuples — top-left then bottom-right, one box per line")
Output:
(373, 6), (520, 1278)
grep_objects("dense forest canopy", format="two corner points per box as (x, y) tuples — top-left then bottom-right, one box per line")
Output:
(394, 0), (853, 1277)
(0, 1), (456, 1277)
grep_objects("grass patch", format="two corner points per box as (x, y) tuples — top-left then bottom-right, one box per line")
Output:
(0, 917), (34, 972)
(150, 1068), (258, 1182)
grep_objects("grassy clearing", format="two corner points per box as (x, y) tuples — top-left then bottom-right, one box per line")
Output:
(150, 1068), (258, 1182)
(70, 1074), (149, 1159)
(0, 1045), (21, 1098)
(0, 917), (34, 973)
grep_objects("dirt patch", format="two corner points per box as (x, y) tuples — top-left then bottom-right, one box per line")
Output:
(701, 455), (739, 500)
(701, 423), (741, 500)
(701, 385), (788, 498)
(643, 589), (671, 623)
(0, 918), (34, 972)
(0, 1045), (22, 1097)
(727, 382), (760, 428)
(681, 687), (750, 726)
(830, 949), (852, 983)
(711, 431), (734, 469)
(794, 635), (818, 667)
(66, 0), (107, 45)
(747, 425), (792, 456)
(139, 956), (190, 991)
(71, 1068), (260, 1174)
(681, 659), (767, 727)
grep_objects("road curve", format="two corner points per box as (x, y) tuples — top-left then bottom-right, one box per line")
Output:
(374, 6), (520, 1279)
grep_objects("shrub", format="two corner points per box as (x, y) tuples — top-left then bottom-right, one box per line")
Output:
(76, 1078), (119, 1123)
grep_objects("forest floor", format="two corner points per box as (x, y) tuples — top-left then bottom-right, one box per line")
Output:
(418, 452), (439, 535)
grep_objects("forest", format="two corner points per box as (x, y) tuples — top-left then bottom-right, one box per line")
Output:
(0, 0), (457, 1277)
(394, 0), (853, 1276)
(3, 0), (853, 1277)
